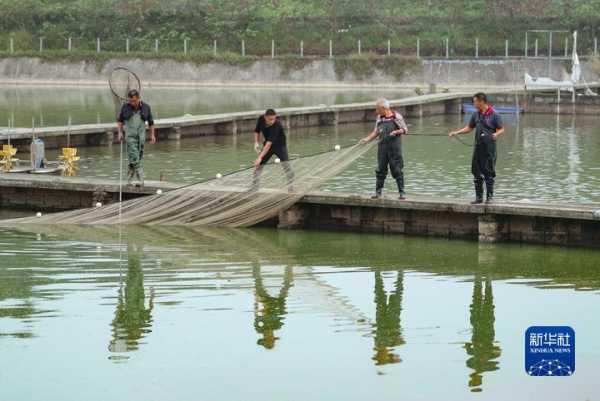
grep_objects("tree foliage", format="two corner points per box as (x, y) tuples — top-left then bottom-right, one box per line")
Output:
(0, 0), (599, 55)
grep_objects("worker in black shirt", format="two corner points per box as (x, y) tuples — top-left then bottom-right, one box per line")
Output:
(252, 109), (294, 191)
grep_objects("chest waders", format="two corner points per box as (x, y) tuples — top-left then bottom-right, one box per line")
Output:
(124, 111), (146, 185)
(374, 119), (404, 198)
(471, 115), (497, 203)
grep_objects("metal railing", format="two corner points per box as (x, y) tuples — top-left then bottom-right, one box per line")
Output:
(1, 35), (598, 59)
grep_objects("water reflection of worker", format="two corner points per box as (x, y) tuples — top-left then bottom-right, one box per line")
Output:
(108, 245), (154, 356)
(464, 275), (501, 392)
(372, 270), (405, 365)
(253, 264), (293, 349)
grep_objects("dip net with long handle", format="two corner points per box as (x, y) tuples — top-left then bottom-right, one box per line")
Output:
(109, 67), (141, 110)
(7, 142), (376, 227)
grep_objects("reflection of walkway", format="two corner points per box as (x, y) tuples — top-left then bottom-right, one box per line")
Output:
(372, 271), (405, 365)
(464, 276), (501, 392)
(108, 245), (154, 358)
(253, 264), (293, 349)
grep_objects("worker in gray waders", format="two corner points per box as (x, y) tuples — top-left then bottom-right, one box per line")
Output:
(360, 98), (408, 200)
(449, 92), (505, 204)
(117, 89), (156, 186)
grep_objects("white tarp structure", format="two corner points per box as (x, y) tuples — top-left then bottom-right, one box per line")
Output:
(525, 31), (595, 95)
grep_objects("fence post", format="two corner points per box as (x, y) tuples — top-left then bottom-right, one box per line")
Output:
(184, 38), (188, 55)
(271, 39), (275, 58)
(548, 31), (553, 77)
(329, 40), (333, 58)
(213, 39), (217, 56)
(535, 39), (538, 57)
(68, 37), (72, 52)
(241, 40), (245, 56)
(387, 39), (391, 56)
(595, 37), (598, 57)
(300, 40), (303, 57)
(39, 37), (43, 52)
(126, 38), (130, 54)
(525, 31), (528, 58)
(358, 39), (361, 55)
(475, 37), (479, 58)
(564, 36), (568, 58)
(445, 37), (449, 58)
(96, 37), (100, 53)
(9, 37), (13, 54)
(417, 37), (420, 58)
(505, 39), (508, 58)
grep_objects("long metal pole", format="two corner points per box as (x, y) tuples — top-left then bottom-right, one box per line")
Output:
(119, 133), (123, 221)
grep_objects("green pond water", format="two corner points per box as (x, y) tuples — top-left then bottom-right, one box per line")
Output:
(2, 88), (600, 400)
(33, 112), (600, 203)
(0, 86), (411, 128)
(0, 226), (599, 401)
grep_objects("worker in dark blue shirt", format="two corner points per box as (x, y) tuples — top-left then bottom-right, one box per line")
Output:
(449, 93), (505, 203)
(117, 89), (156, 186)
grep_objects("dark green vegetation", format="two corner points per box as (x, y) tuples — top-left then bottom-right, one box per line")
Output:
(1, 0), (600, 57)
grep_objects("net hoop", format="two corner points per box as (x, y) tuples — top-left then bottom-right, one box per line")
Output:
(108, 67), (141, 102)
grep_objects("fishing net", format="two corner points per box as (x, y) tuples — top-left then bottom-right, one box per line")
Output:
(7, 142), (376, 227)
(109, 67), (141, 115)
(109, 67), (141, 103)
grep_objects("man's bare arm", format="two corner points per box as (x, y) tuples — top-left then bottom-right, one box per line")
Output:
(492, 126), (505, 140)
(360, 128), (378, 144)
(149, 125), (156, 144)
(117, 122), (124, 141)
(253, 132), (261, 153)
(255, 141), (272, 167)
(449, 125), (473, 137)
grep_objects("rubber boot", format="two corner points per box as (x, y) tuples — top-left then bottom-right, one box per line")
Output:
(127, 165), (135, 185)
(136, 167), (145, 187)
(396, 178), (406, 200)
(485, 181), (494, 203)
(471, 180), (484, 204)
(372, 178), (384, 199)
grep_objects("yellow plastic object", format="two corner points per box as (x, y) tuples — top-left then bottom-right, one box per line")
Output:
(0, 144), (18, 172)
(58, 147), (80, 176)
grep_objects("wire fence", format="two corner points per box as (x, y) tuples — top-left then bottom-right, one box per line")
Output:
(0, 34), (598, 59)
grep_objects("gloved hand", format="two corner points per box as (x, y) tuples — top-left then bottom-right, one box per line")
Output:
(254, 142), (261, 153)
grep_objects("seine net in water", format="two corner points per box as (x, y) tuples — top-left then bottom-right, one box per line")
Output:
(9, 143), (375, 227)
